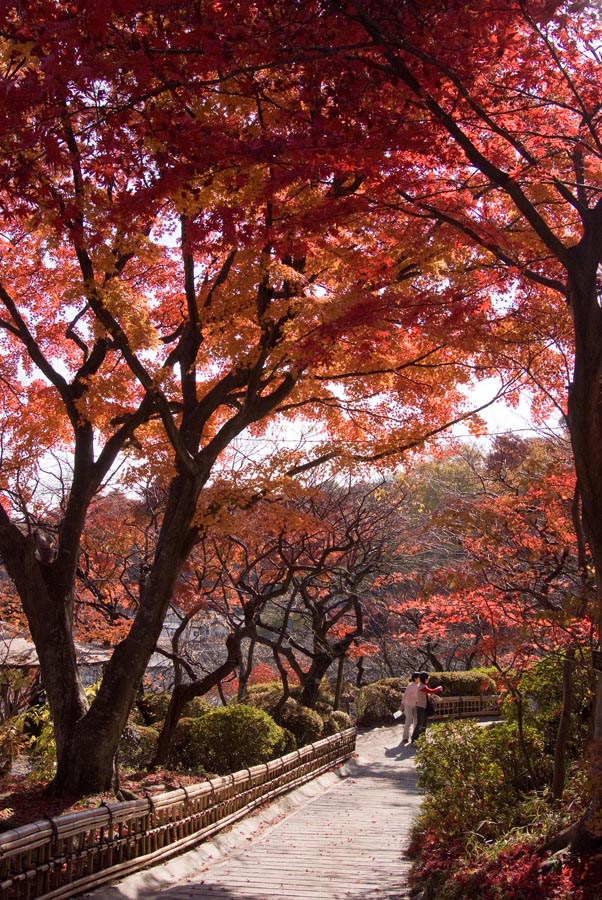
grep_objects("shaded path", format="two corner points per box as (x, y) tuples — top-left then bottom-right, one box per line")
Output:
(84, 727), (420, 900)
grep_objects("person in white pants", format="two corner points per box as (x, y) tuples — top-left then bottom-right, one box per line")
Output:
(401, 672), (421, 744)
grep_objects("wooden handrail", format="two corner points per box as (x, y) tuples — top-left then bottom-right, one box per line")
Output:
(0, 728), (357, 900)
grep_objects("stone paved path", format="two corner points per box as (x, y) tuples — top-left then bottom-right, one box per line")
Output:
(83, 726), (420, 900)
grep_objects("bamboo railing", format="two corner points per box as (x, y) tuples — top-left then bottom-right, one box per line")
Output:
(430, 694), (501, 718)
(0, 727), (356, 900)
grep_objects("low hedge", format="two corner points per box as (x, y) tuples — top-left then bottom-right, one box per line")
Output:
(357, 678), (405, 726)
(183, 705), (291, 775)
(276, 699), (324, 745)
(426, 670), (497, 696)
(322, 710), (352, 736)
(357, 672), (498, 726)
(244, 685), (328, 745)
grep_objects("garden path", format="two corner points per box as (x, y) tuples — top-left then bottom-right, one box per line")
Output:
(82, 725), (420, 900)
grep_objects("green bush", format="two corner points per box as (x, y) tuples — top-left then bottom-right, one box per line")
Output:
(118, 724), (159, 769)
(244, 682), (283, 711)
(25, 706), (56, 780)
(427, 670), (497, 696)
(167, 706), (293, 773)
(182, 705), (290, 774)
(0, 718), (26, 776)
(166, 717), (203, 770)
(136, 692), (212, 728)
(414, 719), (548, 843)
(185, 696), (212, 718)
(246, 680), (341, 715)
(142, 691), (173, 723)
(244, 685), (326, 745)
(288, 684), (335, 715)
(357, 678), (405, 726)
(322, 710), (352, 736)
(501, 653), (592, 758)
(277, 727), (298, 756)
(276, 699), (323, 746)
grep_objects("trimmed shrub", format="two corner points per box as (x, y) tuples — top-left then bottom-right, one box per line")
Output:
(244, 685), (325, 746)
(288, 684), (335, 715)
(357, 678), (405, 726)
(426, 670), (497, 696)
(185, 696), (212, 718)
(322, 710), (352, 736)
(276, 699), (323, 746)
(118, 724), (159, 769)
(166, 717), (203, 771)
(244, 682), (283, 711)
(278, 727), (298, 756)
(184, 705), (290, 774)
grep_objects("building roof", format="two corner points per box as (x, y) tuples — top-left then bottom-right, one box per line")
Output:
(0, 633), (113, 669)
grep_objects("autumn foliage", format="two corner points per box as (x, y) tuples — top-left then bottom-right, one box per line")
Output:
(0, 5), (601, 856)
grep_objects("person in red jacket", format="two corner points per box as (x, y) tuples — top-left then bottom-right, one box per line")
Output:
(411, 672), (443, 743)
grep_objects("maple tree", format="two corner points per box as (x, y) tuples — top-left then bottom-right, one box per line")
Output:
(249, 478), (406, 708)
(1, 1), (513, 795)
(146, 477), (405, 764)
(390, 436), (593, 797)
(311, 0), (602, 846)
(0, 0), (586, 806)
(391, 437), (591, 662)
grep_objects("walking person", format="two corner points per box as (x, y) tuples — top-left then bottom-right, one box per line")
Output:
(401, 672), (420, 744)
(411, 672), (443, 743)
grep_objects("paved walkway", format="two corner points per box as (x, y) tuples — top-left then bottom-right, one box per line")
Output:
(84, 726), (420, 900)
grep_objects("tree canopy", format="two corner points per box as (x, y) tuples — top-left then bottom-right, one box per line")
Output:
(0, 1), (597, 830)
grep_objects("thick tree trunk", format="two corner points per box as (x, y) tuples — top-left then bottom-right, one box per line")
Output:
(556, 236), (602, 846)
(48, 472), (204, 795)
(0, 507), (92, 790)
(300, 652), (334, 708)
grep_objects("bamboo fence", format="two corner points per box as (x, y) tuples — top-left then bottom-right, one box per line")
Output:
(431, 694), (501, 718)
(0, 727), (357, 900)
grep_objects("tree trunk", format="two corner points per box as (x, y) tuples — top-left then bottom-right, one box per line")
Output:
(356, 655), (365, 688)
(49, 471), (204, 794)
(237, 636), (256, 701)
(552, 649), (575, 800)
(300, 652), (334, 708)
(333, 655), (346, 711)
(0, 509), (92, 791)
(553, 237), (602, 846)
(151, 628), (246, 768)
